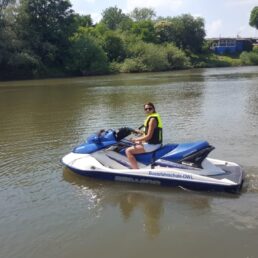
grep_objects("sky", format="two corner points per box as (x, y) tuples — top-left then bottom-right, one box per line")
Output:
(70, 0), (258, 38)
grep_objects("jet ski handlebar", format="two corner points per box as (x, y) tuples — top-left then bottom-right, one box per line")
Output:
(115, 127), (139, 141)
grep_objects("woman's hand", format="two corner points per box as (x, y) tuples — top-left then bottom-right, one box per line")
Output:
(134, 129), (144, 135)
(131, 138), (142, 144)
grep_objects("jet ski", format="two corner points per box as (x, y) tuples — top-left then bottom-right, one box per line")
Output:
(61, 127), (244, 193)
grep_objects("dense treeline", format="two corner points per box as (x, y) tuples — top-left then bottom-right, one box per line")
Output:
(0, 1), (258, 80)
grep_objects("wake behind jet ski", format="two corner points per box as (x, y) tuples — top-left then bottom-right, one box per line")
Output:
(61, 127), (244, 193)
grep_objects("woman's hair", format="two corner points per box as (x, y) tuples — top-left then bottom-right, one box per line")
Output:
(144, 102), (156, 112)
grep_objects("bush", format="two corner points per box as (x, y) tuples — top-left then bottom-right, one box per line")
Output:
(120, 41), (190, 72)
(240, 51), (258, 65)
(122, 42), (168, 72)
(109, 61), (122, 73)
(217, 55), (241, 66)
(2, 51), (45, 79)
(164, 43), (190, 69)
(189, 53), (242, 68)
(253, 45), (258, 53)
(120, 58), (148, 72)
(140, 43), (169, 71)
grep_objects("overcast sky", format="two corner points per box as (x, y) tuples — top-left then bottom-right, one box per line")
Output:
(70, 0), (258, 38)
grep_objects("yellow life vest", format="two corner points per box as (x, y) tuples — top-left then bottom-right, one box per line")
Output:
(143, 113), (163, 144)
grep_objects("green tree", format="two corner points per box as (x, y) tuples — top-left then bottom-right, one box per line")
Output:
(167, 14), (206, 53)
(68, 31), (109, 75)
(155, 15), (206, 53)
(0, 1), (15, 65)
(82, 22), (109, 41)
(117, 15), (133, 31)
(0, 0), (15, 21)
(129, 7), (156, 21)
(0, 0), (9, 10)
(16, 0), (76, 68)
(249, 6), (258, 29)
(101, 6), (131, 30)
(131, 20), (156, 42)
(154, 20), (175, 43)
(0, 2), (42, 79)
(102, 31), (126, 62)
(73, 14), (93, 28)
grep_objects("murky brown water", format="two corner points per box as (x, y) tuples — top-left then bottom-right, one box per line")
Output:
(1, 67), (258, 258)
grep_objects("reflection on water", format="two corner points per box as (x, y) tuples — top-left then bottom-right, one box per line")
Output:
(63, 168), (164, 238)
(63, 167), (258, 237)
(117, 192), (163, 237)
(62, 168), (240, 238)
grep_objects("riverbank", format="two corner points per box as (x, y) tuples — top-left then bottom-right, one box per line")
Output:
(0, 52), (257, 82)
(190, 53), (242, 68)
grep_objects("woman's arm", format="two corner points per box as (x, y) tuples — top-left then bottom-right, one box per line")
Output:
(132, 118), (157, 143)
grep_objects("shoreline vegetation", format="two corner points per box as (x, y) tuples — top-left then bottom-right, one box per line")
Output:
(1, 2), (258, 81)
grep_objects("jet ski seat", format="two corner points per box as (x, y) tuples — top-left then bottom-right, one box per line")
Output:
(162, 141), (210, 161)
(133, 141), (213, 166)
(133, 144), (177, 165)
(161, 141), (214, 168)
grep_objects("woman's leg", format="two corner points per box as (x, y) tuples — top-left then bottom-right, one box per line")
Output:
(125, 144), (145, 169)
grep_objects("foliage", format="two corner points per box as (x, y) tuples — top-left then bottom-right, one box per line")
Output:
(137, 43), (169, 71)
(0, 4), (16, 64)
(102, 31), (126, 62)
(101, 6), (132, 30)
(120, 42), (167, 72)
(117, 15), (134, 31)
(171, 14), (206, 53)
(1, 3), (257, 80)
(240, 50), (258, 65)
(73, 14), (93, 28)
(154, 14), (206, 53)
(129, 7), (156, 21)
(0, 0), (15, 21)
(0, 2), (44, 79)
(253, 45), (258, 53)
(249, 6), (258, 29)
(0, 0), (15, 23)
(120, 58), (147, 73)
(81, 23), (109, 42)
(217, 55), (242, 66)
(67, 31), (109, 75)
(131, 20), (156, 42)
(109, 61), (122, 73)
(164, 43), (190, 69)
(0, 0), (10, 10)
(120, 41), (189, 72)
(190, 53), (242, 68)
(16, 0), (76, 67)
(154, 20), (175, 43)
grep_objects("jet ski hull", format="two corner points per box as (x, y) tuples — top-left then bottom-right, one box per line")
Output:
(64, 165), (243, 193)
(62, 153), (244, 193)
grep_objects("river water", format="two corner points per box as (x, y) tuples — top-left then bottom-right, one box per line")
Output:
(0, 66), (258, 258)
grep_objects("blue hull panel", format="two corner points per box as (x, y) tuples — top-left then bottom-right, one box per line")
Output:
(66, 166), (242, 193)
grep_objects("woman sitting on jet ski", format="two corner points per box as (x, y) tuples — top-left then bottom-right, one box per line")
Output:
(126, 102), (163, 169)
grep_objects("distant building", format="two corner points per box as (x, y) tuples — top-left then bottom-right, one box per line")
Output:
(209, 38), (255, 54)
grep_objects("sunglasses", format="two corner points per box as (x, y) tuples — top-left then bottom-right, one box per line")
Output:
(144, 107), (153, 111)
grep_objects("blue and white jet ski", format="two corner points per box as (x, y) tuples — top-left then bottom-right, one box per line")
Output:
(62, 127), (244, 193)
